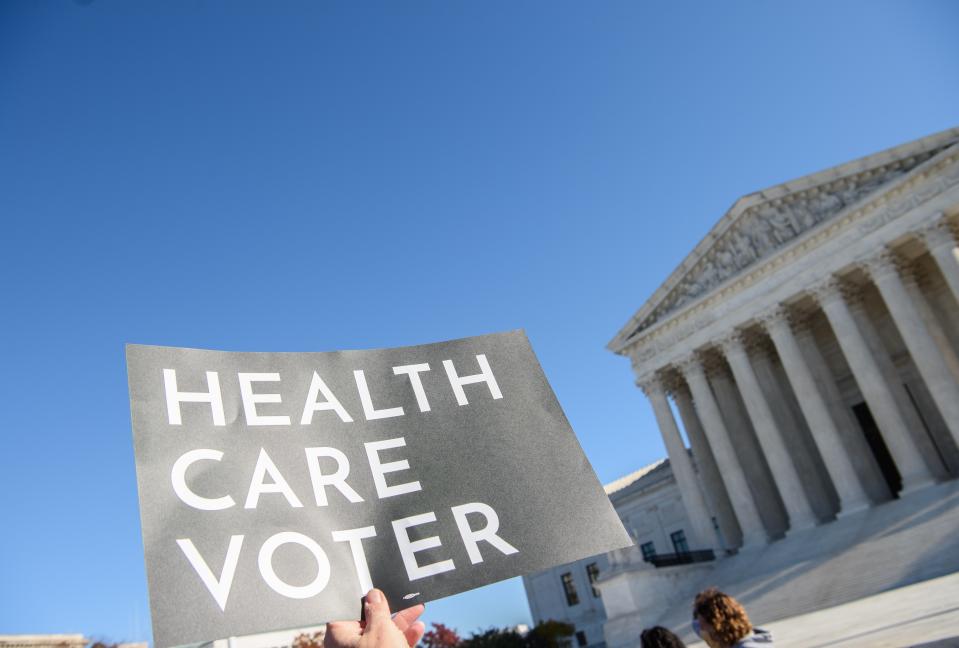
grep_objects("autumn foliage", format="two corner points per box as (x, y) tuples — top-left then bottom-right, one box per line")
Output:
(421, 623), (462, 648)
(292, 630), (326, 648)
(426, 619), (574, 648)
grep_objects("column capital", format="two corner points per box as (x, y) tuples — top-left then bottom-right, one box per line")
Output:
(916, 214), (957, 251)
(858, 248), (906, 282)
(758, 304), (792, 334)
(717, 331), (748, 358)
(636, 373), (665, 397)
(810, 275), (869, 309)
(702, 352), (729, 378)
(808, 276), (845, 307)
(677, 355), (706, 380)
(922, 213), (959, 307)
(660, 371), (687, 398)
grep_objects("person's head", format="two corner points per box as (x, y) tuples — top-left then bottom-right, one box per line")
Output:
(692, 588), (752, 648)
(640, 626), (686, 648)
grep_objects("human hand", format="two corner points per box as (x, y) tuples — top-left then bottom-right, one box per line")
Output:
(325, 589), (426, 648)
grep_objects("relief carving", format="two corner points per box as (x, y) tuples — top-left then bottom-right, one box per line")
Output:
(630, 147), (947, 337)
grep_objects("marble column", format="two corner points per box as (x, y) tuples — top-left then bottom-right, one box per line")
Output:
(918, 216), (959, 305)
(812, 277), (935, 493)
(792, 320), (894, 503)
(863, 250), (959, 449)
(673, 384), (741, 550)
(721, 334), (818, 532)
(762, 306), (871, 515)
(639, 374), (720, 550)
(679, 357), (767, 548)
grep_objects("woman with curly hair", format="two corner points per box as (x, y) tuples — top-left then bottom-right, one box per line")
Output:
(639, 626), (686, 648)
(691, 588), (773, 647)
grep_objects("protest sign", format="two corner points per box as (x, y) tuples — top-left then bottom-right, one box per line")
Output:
(127, 331), (631, 647)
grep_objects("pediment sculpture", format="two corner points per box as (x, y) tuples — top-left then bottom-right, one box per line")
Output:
(630, 146), (947, 337)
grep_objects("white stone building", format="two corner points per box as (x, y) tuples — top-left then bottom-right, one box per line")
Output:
(526, 127), (959, 648)
(596, 127), (959, 645)
(610, 125), (959, 553)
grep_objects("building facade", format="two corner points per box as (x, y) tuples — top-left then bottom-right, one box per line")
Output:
(608, 127), (959, 554)
(521, 459), (694, 648)
(525, 127), (959, 648)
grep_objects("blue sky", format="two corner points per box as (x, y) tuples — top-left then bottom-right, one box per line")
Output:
(1, 0), (958, 643)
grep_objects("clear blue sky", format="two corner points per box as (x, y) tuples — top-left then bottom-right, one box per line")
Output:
(1, 0), (957, 643)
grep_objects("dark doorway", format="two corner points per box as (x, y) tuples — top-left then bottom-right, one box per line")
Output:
(852, 402), (902, 497)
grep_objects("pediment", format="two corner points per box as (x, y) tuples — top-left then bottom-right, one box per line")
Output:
(609, 127), (959, 354)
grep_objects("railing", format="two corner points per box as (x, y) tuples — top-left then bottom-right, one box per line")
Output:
(646, 549), (715, 568)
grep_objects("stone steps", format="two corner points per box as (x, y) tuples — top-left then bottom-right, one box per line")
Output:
(651, 479), (959, 643)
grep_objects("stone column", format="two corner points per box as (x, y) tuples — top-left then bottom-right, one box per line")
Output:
(679, 357), (767, 548)
(721, 334), (819, 532)
(792, 320), (894, 503)
(673, 384), (740, 550)
(918, 215), (959, 304)
(638, 374), (720, 550)
(762, 307), (871, 515)
(863, 249), (959, 449)
(812, 277), (935, 493)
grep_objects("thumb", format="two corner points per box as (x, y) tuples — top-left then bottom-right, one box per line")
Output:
(364, 588), (393, 629)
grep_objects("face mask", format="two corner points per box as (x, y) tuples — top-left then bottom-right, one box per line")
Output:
(692, 618), (702, 638)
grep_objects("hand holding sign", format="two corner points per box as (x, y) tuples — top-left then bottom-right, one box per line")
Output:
(127, 331), (630, 647)
(325, 589), (425, 648)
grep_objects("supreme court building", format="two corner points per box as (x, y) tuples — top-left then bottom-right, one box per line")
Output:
(610, 126), (959, 548)
(587, 127), (959, 645)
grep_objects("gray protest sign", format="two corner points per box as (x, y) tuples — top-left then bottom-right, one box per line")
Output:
(127, 331), (631, 647)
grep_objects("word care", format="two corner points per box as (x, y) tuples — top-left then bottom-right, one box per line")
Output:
(127, 331), (630, 648)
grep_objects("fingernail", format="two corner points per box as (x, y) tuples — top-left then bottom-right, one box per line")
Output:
(366, 588), (382, 604)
